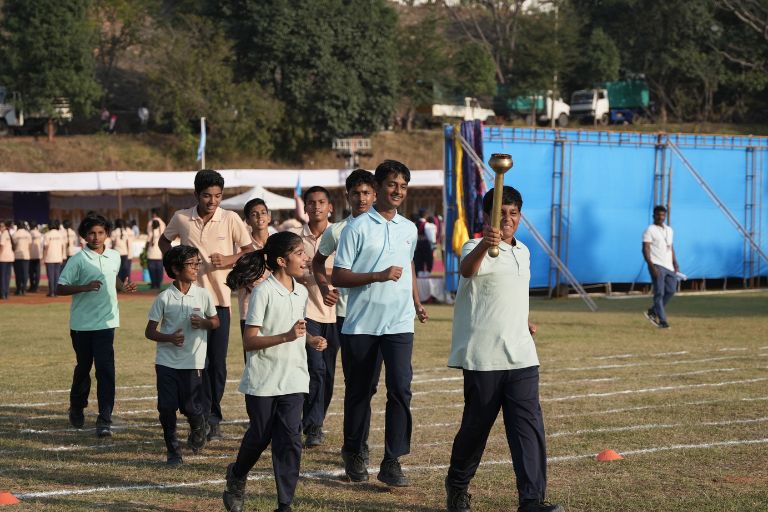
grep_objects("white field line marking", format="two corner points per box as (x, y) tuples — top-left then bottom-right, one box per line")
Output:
(592, 353), (637, 360)
(557, 355), (748, 371)
(719, 347), (749, 352)
(550, 396), (768, 419)
(760, 346), (768, 350)
(547, 416), (768, 438)
(650, 368), (737, 377)
(543, 377), (768, 402)
(15, 437), (768, 499)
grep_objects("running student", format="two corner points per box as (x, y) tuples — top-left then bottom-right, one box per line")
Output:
(237, 198), (271, 336)
(145, 245), (219, 466)
(222, 231), (327, 512)
(444, 187), (562, 512)
(58, 214), (137, 438)
(160, 169), (253, 441)
(290, 185), (339, 448)
(312, 168), (383, 463)
(332, 160), (428, 486)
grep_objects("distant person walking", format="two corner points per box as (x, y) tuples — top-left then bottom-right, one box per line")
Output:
(12, 221), (32, 295)
(642, 205), (680, 329)
(0, 221), (13, 299)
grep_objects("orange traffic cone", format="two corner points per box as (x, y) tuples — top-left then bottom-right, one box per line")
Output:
(0, 491), (19, 505)
(595, 449), (624, 461)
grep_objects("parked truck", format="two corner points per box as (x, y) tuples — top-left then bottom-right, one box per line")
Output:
(508, 91), (570, 127)
(570, 79), (650, 125)
(0, 86), (73, 135)
(431, 97), (496, 122)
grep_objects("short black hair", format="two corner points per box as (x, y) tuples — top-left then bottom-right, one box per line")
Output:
(62, 219), (72, 229)
(194, 169), (225, 194)
(29, 220), (38, 229)
(302, 185), (331, 203)
(163, 245), (200, 279)
(244, 198), (269, 218)
(482, 186), (523, 215)
(374, 160), (410, 184)
(78, 214), (111, 239)
(653, 205), (667, 214)
(345, 168), (376, 192)
(49, 219), (60, 230)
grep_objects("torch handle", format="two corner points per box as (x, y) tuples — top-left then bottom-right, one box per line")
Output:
(488, 173), (506, 258)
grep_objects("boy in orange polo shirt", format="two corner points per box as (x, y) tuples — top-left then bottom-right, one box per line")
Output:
(160, 169), (253, 440)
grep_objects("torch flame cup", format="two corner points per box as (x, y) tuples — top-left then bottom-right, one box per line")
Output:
(487, 153), (513, 258)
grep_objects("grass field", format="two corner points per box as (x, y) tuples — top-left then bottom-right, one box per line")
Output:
(1, 290), (767, 511)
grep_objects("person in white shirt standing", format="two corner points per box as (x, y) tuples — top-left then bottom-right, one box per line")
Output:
(642, 205), (680, 329)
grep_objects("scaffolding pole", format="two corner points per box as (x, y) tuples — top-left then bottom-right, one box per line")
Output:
(456, 133), (598, 312)
(668, 141), (768, 266)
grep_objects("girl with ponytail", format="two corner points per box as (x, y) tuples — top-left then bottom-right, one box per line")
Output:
(223, 231), (327, 512)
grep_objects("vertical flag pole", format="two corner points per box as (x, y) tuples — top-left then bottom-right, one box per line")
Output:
(197, 117), (207, 169)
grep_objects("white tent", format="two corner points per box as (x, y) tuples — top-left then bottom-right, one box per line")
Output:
(219, 185), (295, 211)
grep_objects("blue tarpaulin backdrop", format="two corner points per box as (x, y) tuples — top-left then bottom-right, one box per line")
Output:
(444, 125), (768, 291)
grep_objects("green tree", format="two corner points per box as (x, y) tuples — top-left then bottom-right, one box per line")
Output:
(0, 0), (101, 119)
(451, 42), (497, 98)
(579, 28), (620, 83)
(217, 0), (399, 154)
(147, 15), (283, 159)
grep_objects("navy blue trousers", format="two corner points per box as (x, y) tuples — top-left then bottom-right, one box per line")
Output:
(147, 259), (164, 288)
(0, 262), (11, 298)
(117, 255), (131, 282)
(342, 332), (412, 460)
(201, 306), (230, 425)
(156, 364), (204, 451)
(446, 366), (548, 503)
(29, 259), (40, 291)
(69, 328), (116, 426)
(46, 262), (61, 295)
(302, 318), (340, 432)
(233, 393), (303, 508)
(13, 259), (29, 294)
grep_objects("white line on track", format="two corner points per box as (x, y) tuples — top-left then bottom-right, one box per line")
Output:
(15, 437), (768, 500)
(719, 347), (749, 352)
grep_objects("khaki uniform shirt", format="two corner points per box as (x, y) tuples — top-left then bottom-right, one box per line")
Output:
(43, 229), (64, 264)
(290, 223), (336, 323)
(30, 229), (43, 260)
(110, 229), (133, 257)
(146, 228), (163, 260)
(0, 230), (13, 263)
(12, 229), (32, 260)
(163, 206), (251, 308)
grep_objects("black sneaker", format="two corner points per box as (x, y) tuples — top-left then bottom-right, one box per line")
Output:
(274, 505), (292, 512)
(207, 422), (223, 441)
(342, 450), (369, 482)
(446, 479), (471, 512)
(167, 451), (183, 467)
(187, 425), (207, 454)
(304, 425), (325, 448)
(658, 321), (670, 329)
(377, 458), (409, 487)
(643, 309), (660, 327)
(68, 408), (84, 429)
(223, 463), (247, 512)
(96, 425), (112, 438)
(518, 500), (564, 512)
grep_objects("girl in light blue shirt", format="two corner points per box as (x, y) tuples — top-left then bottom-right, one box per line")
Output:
(222, 231), (327, 512)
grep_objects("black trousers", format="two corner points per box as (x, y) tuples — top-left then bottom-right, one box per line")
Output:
(338, 316), (382, 450)
(446, 366), (547, 503)
(201, 306), (230, 425)
(148, 259), (164, 288)
(118, 255), (131, 282)
(342, 332), (412, 461)
(29, 259), (40, 291)
(302, 318), (340, 432)
(46, 262), (61, 295)
(13, 259), (29, 294)
(233, 393), (303, 507)
(69, 328), (116, 426)
(156, 364), (204, 450)
(0, 262), (11, 298)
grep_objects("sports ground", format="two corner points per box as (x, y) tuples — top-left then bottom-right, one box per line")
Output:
(1, 290), (767, 511)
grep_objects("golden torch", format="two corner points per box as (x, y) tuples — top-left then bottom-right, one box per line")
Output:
(487, 153), (513, 258)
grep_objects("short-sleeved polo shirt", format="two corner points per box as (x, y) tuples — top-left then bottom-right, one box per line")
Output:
(30, 229), (43, 260)
(334, 208), (417, 335)
(317, 218), (353, 317)
(0, 230), (13, 262)
(58, 247), (122, 331)
(148, 283), (217, 369)
(642, 223), (675, 271)
(448, 238), (539, 371)
(163, 206), (251, 308)
(12, 229), (31, 260)
(290, 223), (336, 323)
(239, 275), (309, 397)
(43, 229), (64, 264)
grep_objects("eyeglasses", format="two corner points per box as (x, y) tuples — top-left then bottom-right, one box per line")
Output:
(184, 261), (202, 268)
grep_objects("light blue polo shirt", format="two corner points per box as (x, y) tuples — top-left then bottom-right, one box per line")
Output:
(58, 246), (122, 331)
(334, 207), (417, 335)
(148, 283), (217, 370)
(448, 238), (540, 371)
(317, 217), (352, 317)
(239, 275), (310, 397)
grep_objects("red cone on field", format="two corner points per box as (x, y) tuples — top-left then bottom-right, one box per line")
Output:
(0, 491), (19, 505)
(595, 449), (624, 461)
